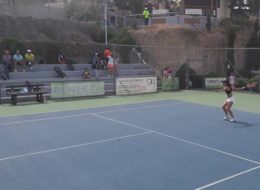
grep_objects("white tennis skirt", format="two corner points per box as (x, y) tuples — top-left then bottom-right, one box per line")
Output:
(227, 96), (235, 103)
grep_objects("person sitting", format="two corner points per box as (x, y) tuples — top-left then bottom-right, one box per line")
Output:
(2, 49), (12, 72)
(13, 50), (24, 72)
(82, 68), (90, 79)
(58, 51), (66, 64)
(24, 49), (35, 71)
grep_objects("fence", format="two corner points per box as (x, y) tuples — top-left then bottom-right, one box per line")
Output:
(104, 44), (260, 91)
(1, 43), (260, 95)
(110, 13), (218, 30)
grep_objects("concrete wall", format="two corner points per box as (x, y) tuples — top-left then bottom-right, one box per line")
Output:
(217, 0), (231, 19)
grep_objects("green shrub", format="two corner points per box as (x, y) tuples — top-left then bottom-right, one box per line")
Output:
(0, 38), (26, 55)
(236, 77), (249, 87)
(249, 75), (260, 93)
(39, 42), (60, 64)
(91, 27), (115, 43)
(111, 28), (136, 63)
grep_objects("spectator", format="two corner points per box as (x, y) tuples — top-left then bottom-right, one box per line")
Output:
(175, 0), (181, 14)
(107, 55), (114, 77)
(163, 67), (172, 79)
(185, 71), (192, 89)
(2, 50), (12, 72)
(82, 68), (90, 79)
(229, 72), (236, 90)
(58, 51), (66, 64)
(13, 50), (24, 72)
(91, 52), (100, 79)
(165, 1), (170, 10)
(147, 1), (153, 14)
(104, 47), (112, 58)
(24, 49), (35, 71)
(143, 7), (150, 26)
(110, 8), (115, 25)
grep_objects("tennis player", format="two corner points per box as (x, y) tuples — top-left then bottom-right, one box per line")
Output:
(221, 80), (235, 122)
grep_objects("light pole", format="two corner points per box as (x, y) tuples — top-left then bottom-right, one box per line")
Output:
(211, 0), (213, 16)
(104, 2), (108, 45)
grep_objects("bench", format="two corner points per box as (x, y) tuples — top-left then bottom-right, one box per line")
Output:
(6, 82), (47, 105)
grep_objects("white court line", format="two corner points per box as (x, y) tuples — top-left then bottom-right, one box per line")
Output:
(194, 166), (260, 190)
(0, 131), (152, 162)
(0, 102), (184, 127)
(0, 98), (179, 118)
(92, 114), (260, 166)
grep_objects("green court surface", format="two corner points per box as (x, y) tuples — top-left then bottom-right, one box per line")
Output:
(0, 90), (259, 117)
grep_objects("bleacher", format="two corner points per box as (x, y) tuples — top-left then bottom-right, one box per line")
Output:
(0, 63), (156, 102)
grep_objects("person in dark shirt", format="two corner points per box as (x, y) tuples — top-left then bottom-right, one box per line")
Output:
(2, 50), (12, 72)
(82, 68), (90, 79)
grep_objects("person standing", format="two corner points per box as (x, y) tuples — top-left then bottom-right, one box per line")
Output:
(221, 80), (235, 122)
(58, 51), (66, 64)
(104, 47), (112, 58)
(143, 7), (150, 26)
(229, 72), (236, 90)
(175, 0), (181, 14)
(107, 55), (114, 77)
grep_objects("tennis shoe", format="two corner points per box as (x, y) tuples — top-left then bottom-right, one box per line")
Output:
(223, 116), (229, 120)
(230, 118), (235, 122)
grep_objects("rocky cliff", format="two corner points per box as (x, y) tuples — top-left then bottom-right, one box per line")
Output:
(131, 20), (256, 76)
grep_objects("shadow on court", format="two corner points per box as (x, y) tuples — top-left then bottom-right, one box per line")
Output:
(231, 121), (260, 128)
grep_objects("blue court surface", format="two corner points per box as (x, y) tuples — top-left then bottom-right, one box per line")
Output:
(0, 100), (259, 190)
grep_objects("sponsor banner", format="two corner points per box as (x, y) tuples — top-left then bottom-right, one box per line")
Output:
(116, 77), (157, 95)
(162, 77), (179, 91)
(205, 78), (226, 89)
(51, 81), (105, 98)
(185, 9), (203, 15)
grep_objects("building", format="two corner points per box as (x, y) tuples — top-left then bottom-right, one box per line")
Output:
(184, 0), (231, 19)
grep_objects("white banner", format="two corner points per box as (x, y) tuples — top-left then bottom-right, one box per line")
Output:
(51, 81), (105, 98)
(116, 77), (157, 95)
(185, 9), (203, 15)
(205, 78), (226, 89)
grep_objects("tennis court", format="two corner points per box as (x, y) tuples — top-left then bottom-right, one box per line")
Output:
(0, 91), (259, 190)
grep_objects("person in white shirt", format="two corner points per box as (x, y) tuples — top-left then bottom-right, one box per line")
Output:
(107, 55), (114, 77)
(13, 50), (24, 72)
(229, 72), (236, 90)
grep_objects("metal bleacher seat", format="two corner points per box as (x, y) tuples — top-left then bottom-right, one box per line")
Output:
(33, 64), (68, 71)
(117, 68), (156, 77)
(117, 63), (151, 69)
(73, 63), (92, 70)
(0, 63), (157, 101)
(9, 71), (57, 80)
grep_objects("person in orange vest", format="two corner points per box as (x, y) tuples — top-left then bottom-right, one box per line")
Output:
(104, 47), (112, 58)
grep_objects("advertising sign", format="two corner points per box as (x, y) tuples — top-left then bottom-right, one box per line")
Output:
(116, 77), (157, 95)
(51, 81), (105, 98)
(162, 77), (179, 91)
(205, 78), (226, 89)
